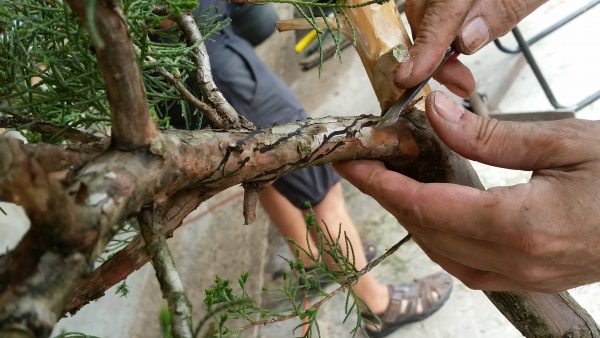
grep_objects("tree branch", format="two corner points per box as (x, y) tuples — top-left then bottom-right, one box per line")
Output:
(242, 182), (268, 225)
(237, 234), (412, 331)
(0, 114), (103, 144)
(0, 139), (92, 337)
(23, 141), (108, 173)
(0, 111), (471, 333)
(65, 111), (442, 314)
(139, 205), (193, 338)
(66, 0), (157, 149)
(172, 11), (253, 130)
(67, 189), (228, 314)
(154, 66), (225, 128)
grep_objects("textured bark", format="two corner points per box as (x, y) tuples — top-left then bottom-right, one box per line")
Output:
(0, 140), (92, 337)
(139, 207), (193, 338)
(67, 189), (224, 314)
(173, 12), (253, 130)
(66, 190), (210, 313)
(487, 291), (600, 337)
(24, 142), (108, 173)
(63, 111), (471, 315)
(66, 0), (157, 149)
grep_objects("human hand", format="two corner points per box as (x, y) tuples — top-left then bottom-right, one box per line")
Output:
(396, 0), (547, 98)
(335, 92), (600, 292)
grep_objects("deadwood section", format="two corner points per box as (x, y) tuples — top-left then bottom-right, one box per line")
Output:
(66, 0), (157, 149)
(343, 0), (414, 110)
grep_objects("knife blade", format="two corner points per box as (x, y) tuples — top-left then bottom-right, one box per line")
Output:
(376, 47), (458, 128)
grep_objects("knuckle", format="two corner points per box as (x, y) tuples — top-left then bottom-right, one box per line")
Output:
(514, 265), (546, 285)
(516, 231), (546, 257)
(460, 272), (485, 290)
(496, 0), (529, 32)
(473, 116), (503, 154)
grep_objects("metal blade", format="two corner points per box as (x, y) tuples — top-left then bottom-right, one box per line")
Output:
(376, 81), (427, 128)
(376, 47), (457, 129)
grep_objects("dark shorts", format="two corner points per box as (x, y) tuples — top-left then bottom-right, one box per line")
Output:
(194, 7), (340, 209)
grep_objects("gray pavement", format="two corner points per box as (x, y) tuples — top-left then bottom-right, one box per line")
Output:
(0, 1), (598, 337)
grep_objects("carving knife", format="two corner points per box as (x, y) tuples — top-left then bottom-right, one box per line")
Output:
(376, 47), (459, 128)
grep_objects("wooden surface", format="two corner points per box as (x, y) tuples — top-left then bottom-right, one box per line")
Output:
(343, 0), (417, 111)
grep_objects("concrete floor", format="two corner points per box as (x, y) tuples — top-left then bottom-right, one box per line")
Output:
(0, 0), (599, 337)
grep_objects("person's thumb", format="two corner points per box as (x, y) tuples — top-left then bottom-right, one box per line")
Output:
(425, 92), (580, 170)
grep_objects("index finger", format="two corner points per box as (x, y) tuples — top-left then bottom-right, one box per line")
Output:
(395, 0), (476, 88)
(333, 159), (521, 242)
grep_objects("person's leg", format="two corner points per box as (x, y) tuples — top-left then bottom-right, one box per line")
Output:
(308, 183), (390, 313)
(199, 27), (451, 337)
(260, 185), (318, 267)
(261, 181), (390, 314)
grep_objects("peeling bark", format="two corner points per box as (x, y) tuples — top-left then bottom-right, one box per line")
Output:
(24, 142), (108, 173)
(67, 189), (219, 314)
(64, 111), (453, 314)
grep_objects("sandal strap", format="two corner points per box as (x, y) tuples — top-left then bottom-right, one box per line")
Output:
(380, 272), (453, 324)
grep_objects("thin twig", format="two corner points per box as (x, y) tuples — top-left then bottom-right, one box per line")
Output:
(139, 205), (193, 338)
(242, 181), (268, 225)
(0, 114), (103, 143)
(172, 11), (253, 130)
(154, 66), (225, 128)
(239, 234), (412, 330)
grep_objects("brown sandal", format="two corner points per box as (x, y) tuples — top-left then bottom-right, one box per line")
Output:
(362, 272), (453, 338)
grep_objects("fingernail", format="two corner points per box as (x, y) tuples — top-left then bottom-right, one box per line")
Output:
(394, 60), (413, 86)
(461, 17), (490, 53)
(433, 92), (463, 122)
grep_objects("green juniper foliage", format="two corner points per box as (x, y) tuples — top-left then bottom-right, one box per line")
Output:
(196, 206), (373, 338)
(161, 306), (174, 338)
(97, 219), (140, 264)
(0, 0), (226, 140)
(115, 280), (130, 298)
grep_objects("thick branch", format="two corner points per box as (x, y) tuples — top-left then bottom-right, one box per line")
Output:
(23, 141), (108, 173)
(0, 140), (88, 250)
(65, 111), (445, 313)
(66, 0), (157, 149)
(172, 12), (253, 130)
(67, 189), (217, 313)
(10, 111), (590, 336)
(0, 140), (92, 337)
(139, 206), (193, 338)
